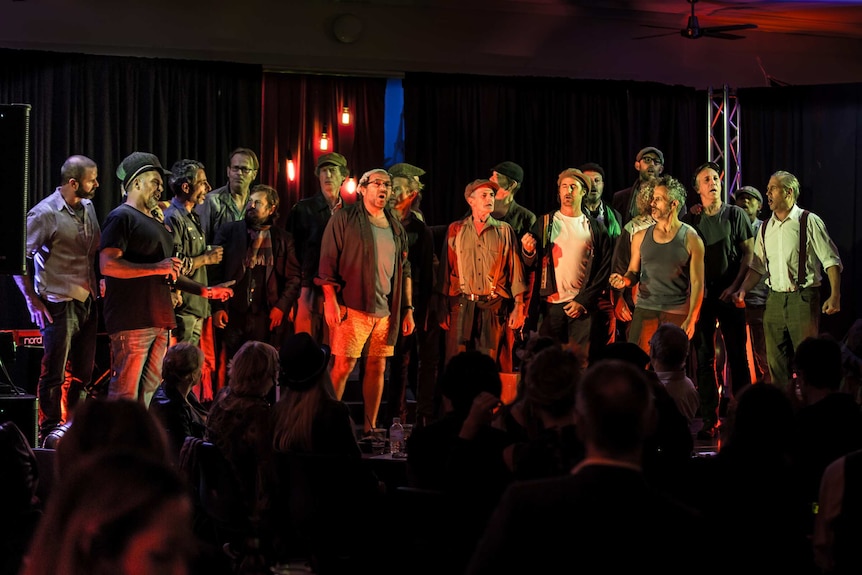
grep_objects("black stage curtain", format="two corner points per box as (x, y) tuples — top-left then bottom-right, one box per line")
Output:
(260, 72), (387, 227)
(402, 73), (704, 227)
(0, 48), (262, 222)
(739, 83), (862, 338)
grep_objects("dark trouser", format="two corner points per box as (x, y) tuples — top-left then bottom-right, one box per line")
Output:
(222, 309), (272, 372)
(38, 297), (98, 439)
(692, 296), (752, 429)
(745, 304), (770, 384)
(445, 297), (505, 366)
(539, 301), (592, 368)
(387, 329), (418, 423)
(588, 292), (616, 364)
(764, 287), (820, 390)
(173, 311), (204, 346)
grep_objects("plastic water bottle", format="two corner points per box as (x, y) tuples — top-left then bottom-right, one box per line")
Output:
(389, 417), (405, 458)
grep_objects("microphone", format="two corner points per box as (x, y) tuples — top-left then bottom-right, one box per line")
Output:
(166, 245), (182, 286)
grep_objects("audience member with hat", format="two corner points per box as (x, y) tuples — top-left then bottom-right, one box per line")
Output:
(438, 178), (528, 366)
(286, 151), (350, 347)
(489, 161), (537, 373)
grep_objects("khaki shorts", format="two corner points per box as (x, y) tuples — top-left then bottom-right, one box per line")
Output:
(331, 307), (394, 358)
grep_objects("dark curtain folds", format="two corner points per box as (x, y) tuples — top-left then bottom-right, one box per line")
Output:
(260, 72), (386, 226)
(739, 83), (862, 337)
(0, 48), (261, 222)
(402, 73), (704, 227)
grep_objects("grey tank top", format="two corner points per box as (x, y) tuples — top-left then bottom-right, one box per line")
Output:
(637, 223), (692, 315)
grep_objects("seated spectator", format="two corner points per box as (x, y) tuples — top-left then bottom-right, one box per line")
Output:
(206, 340), (279, 528)
(150, 342), (209, 461)
(466, 359), (705, 575)
(814, 448), (862, 575)
(649, 322), (700, 426)
(680, 383), (815, 573)
(794, 335), (862, 536)
(498, 345), (585, 480)
(56, 397), (170, 479)
(20, 450), (195, 575)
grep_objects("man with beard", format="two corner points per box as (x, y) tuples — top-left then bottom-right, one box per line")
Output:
(682, 162), (753, 439)
(286, 152), (350, 346)
(439, 179), (527, 366)
(14, 155), (101, 445)
(317, 169), (414, 433)
(163, 159), (225, 346)
(196, 147), (259, 245)
(210, 184), (301, 367)
(489, 161), (536, 372)
(613, 147), (666, 227)
(521, 168), (612, 365)
(101, 152), (234, 405)
(609, 175), (704, 356)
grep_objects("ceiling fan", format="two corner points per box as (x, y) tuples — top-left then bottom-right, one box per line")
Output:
(635, 0), (758, 40)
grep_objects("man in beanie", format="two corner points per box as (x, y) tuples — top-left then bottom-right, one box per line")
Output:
(438, 179), (527, 365)
(286, 152), (350, 346)
(100, 151), (233, 406)
(490, 161), (536, 372)
(521, 169), (612, 365)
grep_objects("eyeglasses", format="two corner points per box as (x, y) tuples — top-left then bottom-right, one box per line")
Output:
(368, 180), (393, 189)
(640, 156), (662, 166)
(230, 166), (255, 175)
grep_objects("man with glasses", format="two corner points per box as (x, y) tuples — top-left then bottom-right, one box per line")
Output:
(14, 155), (101, 445)
(613, 147), (665, 227)
(438, 179), (527, 365)
(196, 147), (259, 245)
(210, 184), (300, 369)
(286, 152), (349, 346)
(317, 169), (414, 434)
(521, 169), (612, 366)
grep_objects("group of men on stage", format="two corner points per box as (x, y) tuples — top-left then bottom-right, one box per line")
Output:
(14, 145), (842, 444)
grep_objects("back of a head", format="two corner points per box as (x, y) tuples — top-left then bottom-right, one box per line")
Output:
(596, 341), (651, 371)
(56, 398), (169, 478)
(795, 335), (843, 391)
(22, 450), (192, 575)
(228, 340), (280, 396)
(441, 351), (502, 416)
(724, 383), (795, 456)
(649, 322), (689, 370)
(524, 346), (581, 418)
(577, 359), (653, 457)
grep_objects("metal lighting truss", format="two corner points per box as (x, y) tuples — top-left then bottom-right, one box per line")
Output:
(707, 85), (742, 202)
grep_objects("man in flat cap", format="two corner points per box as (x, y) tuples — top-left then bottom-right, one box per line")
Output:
(490, 161), (536, 372)
(386, 162), (437, 424)
(613, 147), (665, 227)
(286, 151), (350, 346)
(101, 152), (233, 406)
(521, 169), (612, 365)
(734, 185), (770, 383)
(438, 179), (527, 364)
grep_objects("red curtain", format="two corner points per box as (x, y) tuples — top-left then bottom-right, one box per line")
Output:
(260, 72), (387, 226)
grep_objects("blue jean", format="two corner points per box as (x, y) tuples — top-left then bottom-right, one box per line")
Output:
(108, 327), (169, 406)
(38, 297), (98, 436)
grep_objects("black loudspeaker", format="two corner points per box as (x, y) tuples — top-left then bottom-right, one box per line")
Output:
(0, 103), (31, 275)
(0, 394), (39, 448)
